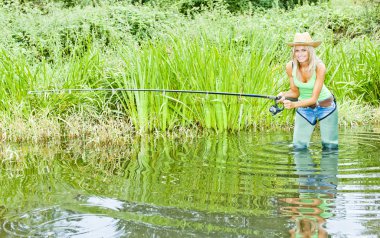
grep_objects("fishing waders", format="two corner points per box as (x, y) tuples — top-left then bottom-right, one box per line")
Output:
(293, 101), (338, 150)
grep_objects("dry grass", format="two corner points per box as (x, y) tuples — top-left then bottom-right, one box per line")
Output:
(1, 99), (378, 144)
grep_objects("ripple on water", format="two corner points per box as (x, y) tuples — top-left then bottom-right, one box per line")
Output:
(1, 129), (379, 237)
(3, 207), (125, 238)
(2, 195), (290, 237)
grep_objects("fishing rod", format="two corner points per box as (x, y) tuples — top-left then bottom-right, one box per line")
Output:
(28, 88), (295, 115)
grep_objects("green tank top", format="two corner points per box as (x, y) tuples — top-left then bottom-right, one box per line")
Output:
(292, 63), (332, 101)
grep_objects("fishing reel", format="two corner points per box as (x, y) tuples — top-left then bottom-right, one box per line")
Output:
(269, 100), (284, 116)
(269, 96), (298, 116)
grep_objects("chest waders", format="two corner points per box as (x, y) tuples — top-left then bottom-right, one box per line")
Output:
(293, 100), (338, 150)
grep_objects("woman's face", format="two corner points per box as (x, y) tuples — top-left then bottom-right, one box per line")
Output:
(294, 46), (309, 63)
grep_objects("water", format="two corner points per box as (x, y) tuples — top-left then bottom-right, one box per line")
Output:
(0, 128), (379, 237)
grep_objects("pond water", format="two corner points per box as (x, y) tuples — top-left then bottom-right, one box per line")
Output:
(0, 127), (379, 237)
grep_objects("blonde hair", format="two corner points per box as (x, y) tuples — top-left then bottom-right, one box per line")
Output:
(291, 46), (321, 74)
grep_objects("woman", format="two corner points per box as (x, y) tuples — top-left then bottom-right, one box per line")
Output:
(277, 32), (338, 150)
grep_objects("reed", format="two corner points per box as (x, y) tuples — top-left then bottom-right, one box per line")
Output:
(323, 38), (380, 106)
(0, 1), (378, 141)
(112, 30), (296, 132)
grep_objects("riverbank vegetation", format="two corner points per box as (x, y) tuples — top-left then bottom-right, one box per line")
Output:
(0, 0), (379, 142)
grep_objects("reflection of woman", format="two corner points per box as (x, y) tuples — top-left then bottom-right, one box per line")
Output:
(280, 149), (338, 238)
(287, 210), (327, 238)
(295, 150), (338, 195)
(277, 32), (338, 150)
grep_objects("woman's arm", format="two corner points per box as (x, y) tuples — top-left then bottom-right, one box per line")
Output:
(278, 61), (300, 101)
(284, 62), (326, 109)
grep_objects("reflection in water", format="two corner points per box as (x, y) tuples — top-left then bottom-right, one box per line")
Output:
(280, 149), (338, 238)
(0, 130), (379, 237)
(3, 207), (126, 238)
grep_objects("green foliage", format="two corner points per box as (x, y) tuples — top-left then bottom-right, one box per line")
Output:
(0, 1), (378, 138)
(153, 0), (330, 14)
(108, 33), (284, 132)
(0, 50), (32, 115)
(324, 38), (380, 105)
(0, 0), (100, 8)
(326, 3), (380, 42)
(0, 2), (177, 63)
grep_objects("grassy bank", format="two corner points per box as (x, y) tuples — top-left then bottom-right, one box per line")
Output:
(0, 1), (379, 142)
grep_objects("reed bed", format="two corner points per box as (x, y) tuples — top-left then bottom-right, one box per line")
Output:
(0, 1), (379, 142)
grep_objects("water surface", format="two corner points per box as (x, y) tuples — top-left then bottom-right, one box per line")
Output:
(0, 128), (379, 237)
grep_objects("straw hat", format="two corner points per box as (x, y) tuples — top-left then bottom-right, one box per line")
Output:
(287, 32), (321, 47)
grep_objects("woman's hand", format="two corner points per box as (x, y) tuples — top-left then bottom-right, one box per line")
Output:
(277, 92), (285, 103)
(283, 99), (296, 109)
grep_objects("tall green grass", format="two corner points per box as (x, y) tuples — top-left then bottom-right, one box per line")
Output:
(324, 38), (380, 105)
(0, 1), (379, 141)
(109, 32), (288, 132)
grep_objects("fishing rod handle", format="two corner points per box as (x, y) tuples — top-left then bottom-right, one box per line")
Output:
(275, 96), (298, 102)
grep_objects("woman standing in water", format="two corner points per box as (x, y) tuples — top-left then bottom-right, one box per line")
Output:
(277, 32), (338, 150)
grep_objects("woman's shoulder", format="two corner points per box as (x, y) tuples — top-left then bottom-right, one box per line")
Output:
(286, 60), (293, 68)
(316, 60), (326, 73)
(316, 59), (325, 66)
(286, 61), (294, 75)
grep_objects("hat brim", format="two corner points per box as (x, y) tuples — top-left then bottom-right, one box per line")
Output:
(287, 41), (321, 47)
